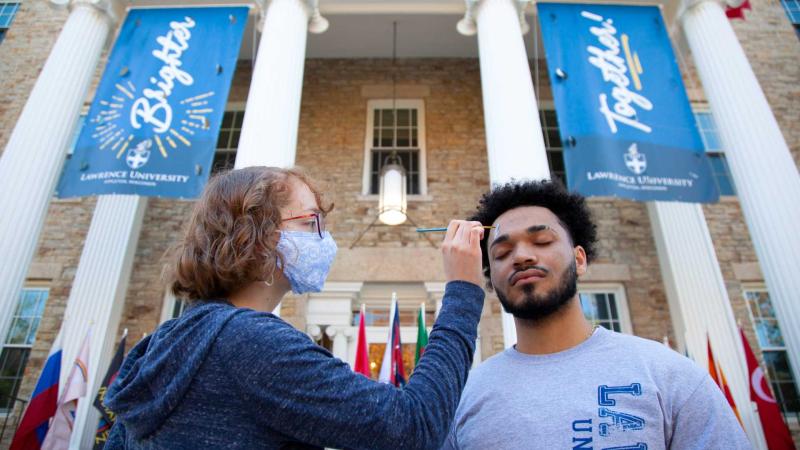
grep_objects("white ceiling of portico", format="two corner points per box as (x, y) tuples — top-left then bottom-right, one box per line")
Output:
(130, 0), (684, 60)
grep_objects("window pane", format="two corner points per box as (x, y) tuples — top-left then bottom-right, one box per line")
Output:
(211, 151), (236, 174)
(370, 149), (420, 195)
(580, 291), (623, 332)
(380, 130), (393, 147)
(18, 291), (39, 317)
(0, 3), (19, 29)
(608, 294), (618, 318)
(745, 290), (800, 415)
(6, 318), (30, 345)
(381, 110), (394, 127)
(781, 0), (800, 25)
(172, 299), (187, 319)
(756, 320), (785, 348)
(397, 109), (410, 127)
(234, 111), (245, 128)
(707, 153), (736, 196)
(396, 128), (410, 147)
(216, 130), (230, 149)
(25, 318), (40, 345)
(596, 294), (610, 320)
(0, 347), (30, 412)
(370, 173), (380, 195)
(765, 351), (794, 381)
(221, 111), (234, 128)
(0, 378), (16, 411)
(0, 348), (26, 378)
(230, 130), (241, 149)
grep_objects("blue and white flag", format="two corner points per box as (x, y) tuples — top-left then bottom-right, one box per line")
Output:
(57, 7), (248, 199)
(538, 3), (719, 203)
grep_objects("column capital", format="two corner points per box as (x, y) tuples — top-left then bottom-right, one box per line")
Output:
(457, 0), (532, 36)
(254, 0), (329, 34)
(50, 0), (125, 25)
(677, 0), (746, 21)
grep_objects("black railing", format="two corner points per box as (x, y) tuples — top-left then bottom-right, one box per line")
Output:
(0, 394), (28, 444)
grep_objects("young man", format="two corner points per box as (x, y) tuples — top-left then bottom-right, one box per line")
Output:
(443, 180), (751, 450)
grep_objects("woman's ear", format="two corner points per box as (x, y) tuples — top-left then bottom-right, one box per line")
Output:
(574, 245), (588, 277)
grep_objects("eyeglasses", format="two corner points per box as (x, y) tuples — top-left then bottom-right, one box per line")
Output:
(281, 213), (326, 239)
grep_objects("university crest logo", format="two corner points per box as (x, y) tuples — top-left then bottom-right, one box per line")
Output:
(624, 143), (647, 175)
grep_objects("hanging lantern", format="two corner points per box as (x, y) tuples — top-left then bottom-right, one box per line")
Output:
(378, 154), (407, 226)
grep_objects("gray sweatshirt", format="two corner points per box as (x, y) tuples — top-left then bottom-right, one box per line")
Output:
(443, 326), (752, 450)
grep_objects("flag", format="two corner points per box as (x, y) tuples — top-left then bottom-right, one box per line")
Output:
(378, 296), (406, 387)
(42, 328), (91, 450)
(740, 328), (796, 450)
(726, 0), (751, 20)
(354, 305), (370, 378)
(9, 331), (63, 450)
(415, 303), (428, 365)
(707, 335), (743, 426)
(93, 332), (127, 450)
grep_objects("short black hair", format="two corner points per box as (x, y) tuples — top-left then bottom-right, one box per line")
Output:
(469, 180), (598, 284)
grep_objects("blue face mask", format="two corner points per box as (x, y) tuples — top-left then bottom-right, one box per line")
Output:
(276, 230), (338, 294)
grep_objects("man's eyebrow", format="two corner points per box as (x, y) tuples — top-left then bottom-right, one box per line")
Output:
(527, 225), (551, 234)
(489, 233), (510, 249)
(489, 225), (552, 250)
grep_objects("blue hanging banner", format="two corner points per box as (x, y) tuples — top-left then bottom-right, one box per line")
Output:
(57, 7), (249, 199)
(537, 3), (719, 203)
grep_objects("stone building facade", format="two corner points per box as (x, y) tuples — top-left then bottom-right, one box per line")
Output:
(0, 0), (797, 447)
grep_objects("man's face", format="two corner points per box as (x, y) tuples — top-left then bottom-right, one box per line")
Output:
(487, 206), (587, 321)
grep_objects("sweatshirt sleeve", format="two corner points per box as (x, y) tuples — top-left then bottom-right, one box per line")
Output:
(104, 421), (126, 449)
(227, 280), (484, 450)
(668, 375), (753, 449)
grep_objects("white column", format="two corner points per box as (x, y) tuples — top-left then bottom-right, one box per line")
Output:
(326, 326), (351, 362)
(236, 0), (327, 317)
(458, 0), (550, 348)
(66, 195), (148, 449)
(682, 0), (800, 387)
(235, 0), (327, 169)
(648, 202), (764, 448)
(0, 1), (116, 353)
(346, 327), (358, 367)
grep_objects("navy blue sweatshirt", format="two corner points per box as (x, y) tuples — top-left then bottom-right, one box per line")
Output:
(104, 281), (484, 450)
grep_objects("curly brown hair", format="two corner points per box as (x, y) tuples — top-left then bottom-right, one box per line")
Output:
(166, 166), (332, 301)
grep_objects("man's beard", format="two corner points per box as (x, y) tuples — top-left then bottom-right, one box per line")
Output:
(496, 261), (578, 321)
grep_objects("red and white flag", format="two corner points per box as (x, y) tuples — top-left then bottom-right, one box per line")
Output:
(740, 328), (796, 450)
(42, 328), (91, 450)
(726, 0), (752, 20)
(354, 304), (370, 377)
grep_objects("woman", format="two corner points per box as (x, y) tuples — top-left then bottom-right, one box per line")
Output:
(105, 166), (486, 450)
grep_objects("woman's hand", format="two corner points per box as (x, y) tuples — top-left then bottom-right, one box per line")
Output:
(441, 220), (484, 286)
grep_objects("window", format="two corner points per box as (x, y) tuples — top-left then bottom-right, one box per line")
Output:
(780, 0), (800, 38)
(539, 109), (566, 184)
(211, 109), (244, 174)
(744, 287), (800, 419)
(160, 291), (187, 323)
(578, 285), (632, 334)
(0, 287), (48, 413)
(0, 3), (19, 44)
(363, 99), (426, 196)
(694, 111), (736, 196)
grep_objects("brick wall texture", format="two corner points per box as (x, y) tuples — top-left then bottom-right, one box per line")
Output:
(0, 0), (797, 446)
